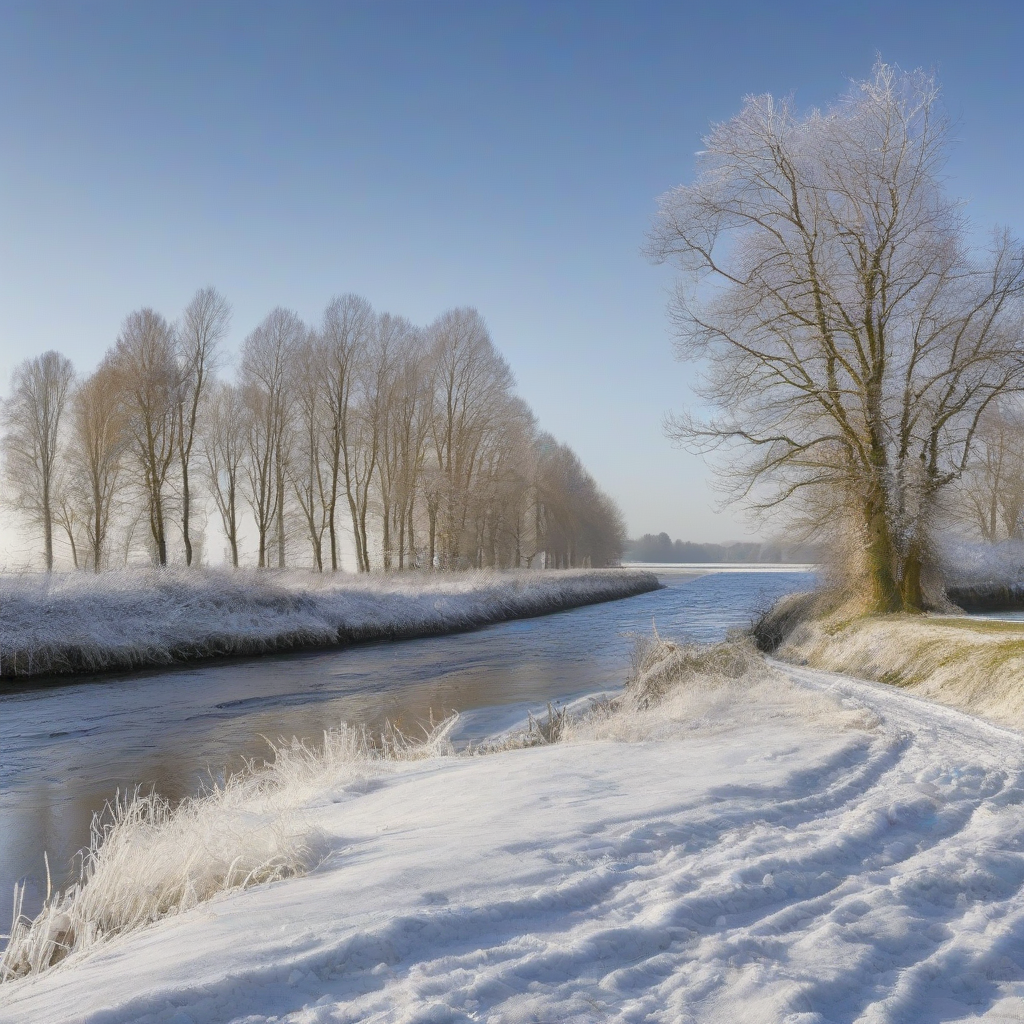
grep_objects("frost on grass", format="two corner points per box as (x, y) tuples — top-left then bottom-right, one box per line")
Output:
(1, 634), (862, 985)
(0, 567), (659, 679)
(0, 717), (458, 981)
(476, 633), (872, 751)
(779, 611), (1024, 729)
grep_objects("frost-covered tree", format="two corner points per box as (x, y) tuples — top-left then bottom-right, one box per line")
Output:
(1, 351), (75, 569)
(176, 287), (230, 566)
(649, 62), (1024, 611)
(201, 381), (247, 567)
(427, 308), (516, 569)
(69, 360), (127, 570)
(240, 308), (303, 567)
(109, 309), (180, 566)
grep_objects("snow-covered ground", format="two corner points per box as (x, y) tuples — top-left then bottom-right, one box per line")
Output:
(6, 645), (1024, 1021)
(779, 610), (1024, 730)
(0, 568), (659, 679)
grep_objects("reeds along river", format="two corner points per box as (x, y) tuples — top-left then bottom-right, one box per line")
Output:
(0, 567), (812, 936)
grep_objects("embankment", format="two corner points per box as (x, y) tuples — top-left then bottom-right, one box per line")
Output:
(0, 568), (660, 681)
(757, 593), (1024, 729)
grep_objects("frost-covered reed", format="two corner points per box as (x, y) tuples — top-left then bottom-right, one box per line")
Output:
(0, 567), (658, 679)
(0, 715), (458, 981)
(2, 632), (860, 985)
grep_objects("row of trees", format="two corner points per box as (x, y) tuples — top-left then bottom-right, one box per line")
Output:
(1, 292), (625, 572)
(624, 533), (821, 564)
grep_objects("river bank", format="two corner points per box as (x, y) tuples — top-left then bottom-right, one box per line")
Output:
(758, 591), (1024, 730)
(0, 568), (660, 681)
(7, 635), (1024, 1020)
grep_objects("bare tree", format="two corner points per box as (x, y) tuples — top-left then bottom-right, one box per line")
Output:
(384, 334), (431, 568)
(318, 294), (374, 571)
(240, 308), (302, 567)
(373, 313), (417, 569)
(956, 402), (1024, 542)
(176, 287), (230, 566)
(427, 308), (516, 568)
(1, 351), (75, 569)
(109, 309), (180, 566)
(342, 312), (392, 572)
(289, 330), (332, 571)
(648, 62), (1024, 611)
(201, 381), (247, 566)
(68, 360), (127, 570)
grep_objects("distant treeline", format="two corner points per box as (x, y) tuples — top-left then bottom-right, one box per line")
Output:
(624, 533), (821, 564)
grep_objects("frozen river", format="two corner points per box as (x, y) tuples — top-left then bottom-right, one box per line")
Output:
(0, 567), (812, 931)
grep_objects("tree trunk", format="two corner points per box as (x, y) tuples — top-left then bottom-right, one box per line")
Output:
(428, 506), (436, 570)
(181, 460), (193, 566)
(864, 501), (904, 613)
(276, 462), (286, 569)
(900, 544), (925, 612)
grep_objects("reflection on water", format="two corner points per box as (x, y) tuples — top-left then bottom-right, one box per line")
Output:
(0, 568), (812, 928)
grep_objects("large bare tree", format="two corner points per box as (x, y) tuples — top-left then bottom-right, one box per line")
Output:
(176, 287), (230, 566)
(648, 62), (1024, 611)
(1, 351), (75, 569)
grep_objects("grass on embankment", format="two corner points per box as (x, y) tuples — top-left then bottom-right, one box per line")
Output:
(757, 593), (1024, 729)
(0, 568), (660, 681)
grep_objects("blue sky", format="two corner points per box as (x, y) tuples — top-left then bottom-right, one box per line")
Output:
(2, 1), (1022, 542)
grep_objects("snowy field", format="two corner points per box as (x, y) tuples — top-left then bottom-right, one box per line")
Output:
(0, 568), (659, 679)
(5, 642), (1024, 1021)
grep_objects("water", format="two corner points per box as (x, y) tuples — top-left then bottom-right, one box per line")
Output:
(0, 568), (811, 929)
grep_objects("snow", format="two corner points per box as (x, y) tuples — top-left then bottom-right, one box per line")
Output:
(939, 536), (1024, 587)
(0, 568), (659, 679)
(6, 645), (1024, 1021)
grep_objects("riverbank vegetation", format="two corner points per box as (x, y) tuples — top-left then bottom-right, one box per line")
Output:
(1, 633), (855, 983)
(1, 297), (624, 574)
(0, 567), (658, 680)
(752, 588), (1024, 729)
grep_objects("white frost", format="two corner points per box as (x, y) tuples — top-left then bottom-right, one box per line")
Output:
(5, 651), (1024, 1021)
(0, 567), (658, 678)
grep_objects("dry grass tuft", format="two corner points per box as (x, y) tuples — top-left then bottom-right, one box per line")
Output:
(0, 715), (458, 982)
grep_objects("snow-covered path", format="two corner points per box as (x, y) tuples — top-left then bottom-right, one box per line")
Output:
(5, 662), (1024, 1023)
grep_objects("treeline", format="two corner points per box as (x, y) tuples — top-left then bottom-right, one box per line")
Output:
(624, 533), (821, 564)
(0, 289), (626, 572)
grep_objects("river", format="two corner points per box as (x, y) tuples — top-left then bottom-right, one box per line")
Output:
(0, 567), (812, 931)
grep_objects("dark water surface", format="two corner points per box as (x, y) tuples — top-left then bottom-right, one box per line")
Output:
(0, 568), (811, 928)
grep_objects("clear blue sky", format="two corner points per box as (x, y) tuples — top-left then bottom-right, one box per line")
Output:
(2, 1), (1022, 542)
